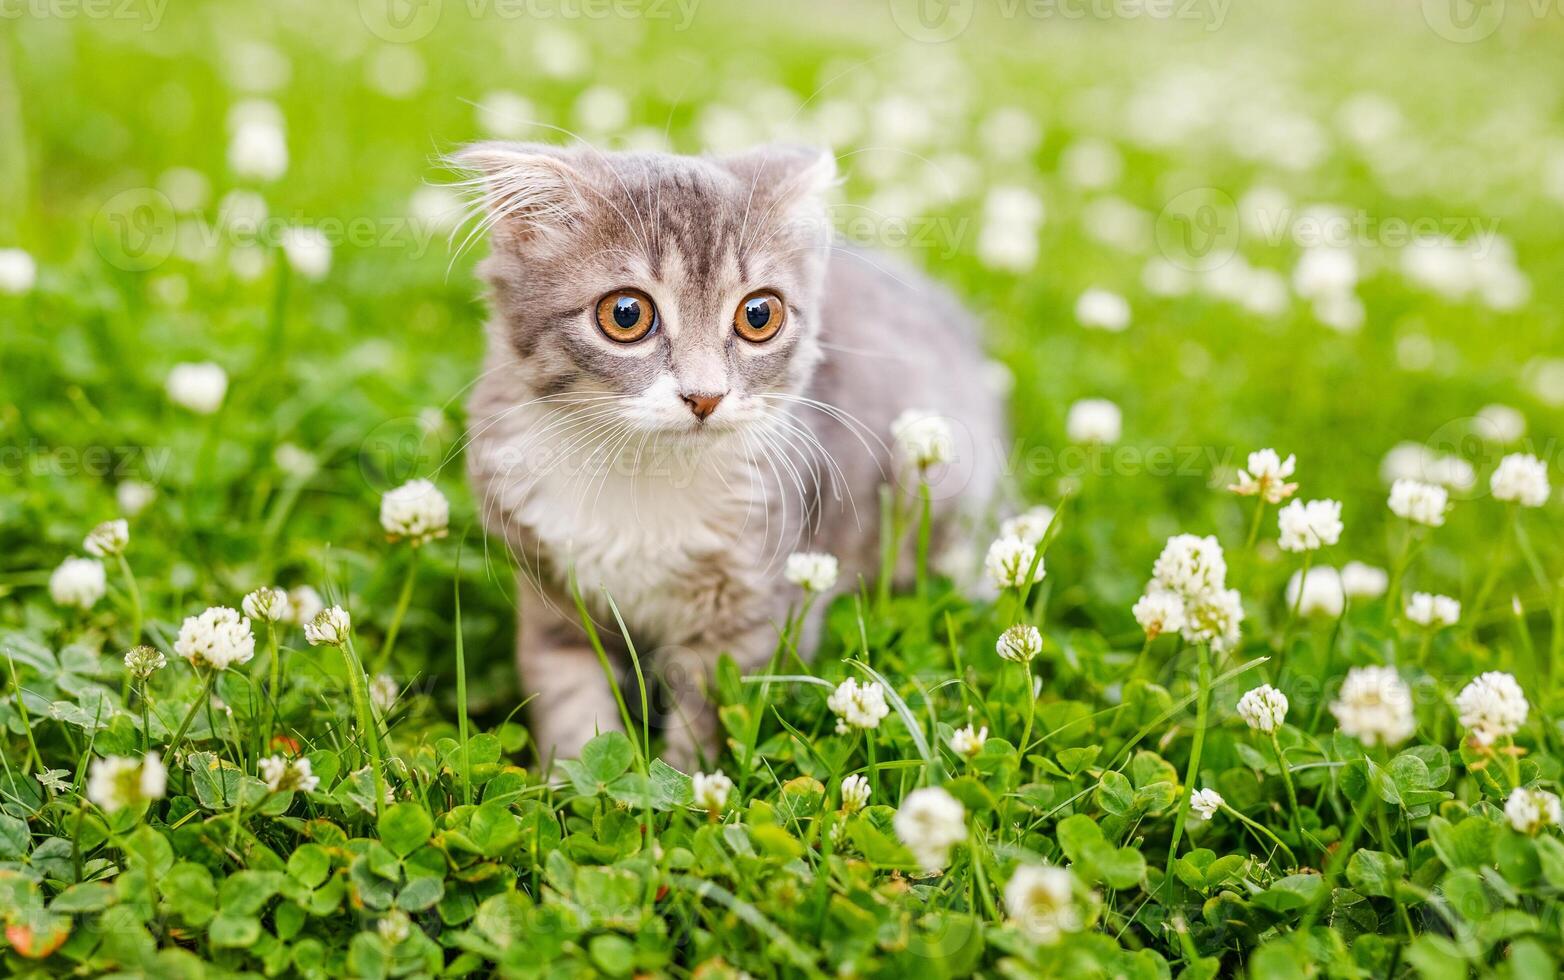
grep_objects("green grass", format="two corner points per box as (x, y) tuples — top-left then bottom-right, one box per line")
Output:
(4, 0), (1564, 976)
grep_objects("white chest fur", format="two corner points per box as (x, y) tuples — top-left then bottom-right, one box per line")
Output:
(503, 429), (772, 644)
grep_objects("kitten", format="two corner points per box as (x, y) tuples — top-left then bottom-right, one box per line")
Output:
(460, 142), (1005, 767)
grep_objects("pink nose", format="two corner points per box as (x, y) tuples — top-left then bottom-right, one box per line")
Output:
(682, 392), (724, 420)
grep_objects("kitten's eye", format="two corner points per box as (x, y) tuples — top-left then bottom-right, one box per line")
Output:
(734, 290), (785, 342)
(595, 289), (658, 343)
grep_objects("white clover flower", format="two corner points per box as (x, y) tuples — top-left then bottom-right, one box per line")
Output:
(1151, 534), (1228, 597)
(242, 586), (291, 623)
(0, 247), (37, 294)
(1132, 589), (1186, 640)
(948, 724), (987, 758)
(175, 606), (256, 670)
(982, 184), (1045, 227)
(370, 673), (399, 714)
(304, 606), (352, 647)
(86, 752), (166, 812)
(259, 755), (320, 794)
(692, 770), (733, 811)
(409, 185), (465, 233)
(228, 116), (288, 181)
(784, 552), (839, 592)
(1340, 561), (1389, 599)
(977, 218), (1039, 271)
(1285, 566), (1346, 618)
(1277, 499), (1344, 553)
(50, 556), (107, 610)
(1456, 672), (1528, 746)
(1189, 787), (1224, 820)
(1476, 404), (1526, 444)
(123, 645), (166, 679)
(1315, 292), (1365, 333)
(894, 786), (966, 872)
(995, 624), (1043, 663)
(380, 478), (450, 547)
(1388, 478), (1448, 527)
(116, 480), (156, 516)
(1065, 398), (1122, 444)
(1331, 666), (1416, 747)
(166, 362), (228, 415)
(476, 90), (535, 137)
(890, 409), (955, 470)
(1405, 592), (1460, 628)
(840, 774), (871, 813)
(1181, 588), (1245, 652)
(1425, 454), (1477, 492)
(827, 678), (890, 734)
(36, 769), (71, 793)
(984, 535), (1045, 591)
(274, 443), (317, 477)
(1505, 787), (1562, 835)
(1004, 865), (1080, 944)
(1491, 453), (1550, 508)
(287, 585), (325, 626)
(1075, 287), (1131, 331)
(1380, 442), (1436, 484)
(1236, 684), (1289, 733)
(573, 85), (629, 132)
(1291, 245), (1358, 298)
(377, 910), (412, 945)
(83, 519), (129, 558)
(280, 226), (332, 281)
(1228, 449), (1298, 504)
(1142, 256), (1192, 296)
(1000, 505), (1057, 546)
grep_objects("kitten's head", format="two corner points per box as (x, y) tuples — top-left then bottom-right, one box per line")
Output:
(458, 142), (836, 440)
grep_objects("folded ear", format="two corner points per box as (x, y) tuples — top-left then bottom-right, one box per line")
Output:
(721, 144), (838, 208)
(450, 142), (589, 238)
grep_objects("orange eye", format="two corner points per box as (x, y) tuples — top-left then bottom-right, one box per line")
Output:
(734, 290), (785, 342)
(595, 289), (658, 343)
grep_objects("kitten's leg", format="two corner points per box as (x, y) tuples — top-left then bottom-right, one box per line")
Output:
(516, 584), (623, 765)
(654, 622), (777, 772)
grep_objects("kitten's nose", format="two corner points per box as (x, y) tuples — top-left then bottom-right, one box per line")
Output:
(681, 392), (724, 421)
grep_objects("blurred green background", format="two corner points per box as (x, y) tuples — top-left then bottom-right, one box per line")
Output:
(3, 0), (1562, 705)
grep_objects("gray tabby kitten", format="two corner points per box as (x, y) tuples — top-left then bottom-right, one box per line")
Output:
(461, 142), (1005, 766)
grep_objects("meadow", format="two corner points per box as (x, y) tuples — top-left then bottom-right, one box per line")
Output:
(4, 0), (1564, 975)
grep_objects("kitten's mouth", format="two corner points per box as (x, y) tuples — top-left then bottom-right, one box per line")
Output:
(687, 415), (738, 435)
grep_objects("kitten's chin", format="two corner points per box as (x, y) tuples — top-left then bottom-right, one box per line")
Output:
(630, 415), (756, 455)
